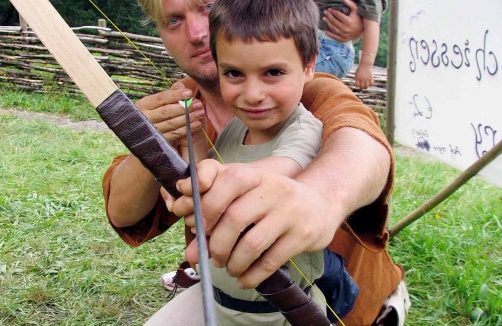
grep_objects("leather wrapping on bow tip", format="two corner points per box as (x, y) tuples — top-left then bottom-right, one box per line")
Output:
(96, 89), (190, 198)
(256, 266), (331, 326)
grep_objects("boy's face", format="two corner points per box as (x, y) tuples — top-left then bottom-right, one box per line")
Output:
(216, 36), (316, 143)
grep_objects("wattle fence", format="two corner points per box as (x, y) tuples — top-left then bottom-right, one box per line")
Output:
(0, 20), (386, 116)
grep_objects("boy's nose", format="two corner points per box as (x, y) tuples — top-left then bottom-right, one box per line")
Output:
(243, 80), (266, 105)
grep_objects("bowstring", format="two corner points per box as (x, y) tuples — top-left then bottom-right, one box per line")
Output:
(89, 2), (344, 324)
(88, 0), (167, 80)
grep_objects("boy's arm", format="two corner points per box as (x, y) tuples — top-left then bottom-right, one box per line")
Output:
(244, 157), (302, 178)
(355, 19), (380, 89)
(177, 129), (390, 285)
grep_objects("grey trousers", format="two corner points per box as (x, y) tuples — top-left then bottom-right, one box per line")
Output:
(144, 283), (204, 326)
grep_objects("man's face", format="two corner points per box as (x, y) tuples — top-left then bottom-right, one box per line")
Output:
(157, 0), (218, 85)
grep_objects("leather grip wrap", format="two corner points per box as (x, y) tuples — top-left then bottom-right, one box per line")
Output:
(96, 89), (189, 198)
(256, 266), (331, 326)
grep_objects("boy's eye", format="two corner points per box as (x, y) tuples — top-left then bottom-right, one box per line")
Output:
(266, 69), (283, 77)
(204, 3), (213, 11)
(224, 70), (243, 78)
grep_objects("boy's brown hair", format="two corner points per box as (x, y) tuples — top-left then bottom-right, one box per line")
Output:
(209, 0), (319, 66)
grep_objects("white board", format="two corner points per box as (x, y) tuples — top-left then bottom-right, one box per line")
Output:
(394, 0), (502, 187)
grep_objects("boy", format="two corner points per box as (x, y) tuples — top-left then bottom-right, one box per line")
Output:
(316, 0), (386, 89)
(166, 0), (359, 324)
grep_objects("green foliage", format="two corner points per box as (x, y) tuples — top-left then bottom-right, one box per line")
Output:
(1, 0), (158, 36)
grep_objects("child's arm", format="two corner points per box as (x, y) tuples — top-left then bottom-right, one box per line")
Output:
(355, 18), (380, 90)
(243, 156), (302, 179)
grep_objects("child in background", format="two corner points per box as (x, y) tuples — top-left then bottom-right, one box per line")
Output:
(316, 0), (386, 89)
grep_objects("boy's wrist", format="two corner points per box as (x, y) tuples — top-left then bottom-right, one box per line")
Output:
(358, 61), (374, 68)
(359, 54), (375, 66)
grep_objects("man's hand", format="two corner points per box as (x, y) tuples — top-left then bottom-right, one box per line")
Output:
(135, 81), (205, 145)
(172, 160), (343, 289)
(323, 0), (363, 42)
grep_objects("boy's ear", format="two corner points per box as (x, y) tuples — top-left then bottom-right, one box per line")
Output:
(304, 55), (317, 82)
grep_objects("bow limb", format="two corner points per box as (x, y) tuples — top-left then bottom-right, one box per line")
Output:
(9, 0), (217, 325)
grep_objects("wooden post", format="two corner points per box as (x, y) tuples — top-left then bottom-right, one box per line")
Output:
(97, 19), (109, 74)
(385, 0), (399, 146)
(384, 0), (399, 229)
(98, 19), (106, 28)
(20, 15), (28, 32)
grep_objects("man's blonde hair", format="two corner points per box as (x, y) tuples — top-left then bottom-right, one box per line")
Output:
(138, 0), (208, 25)
(137, 0), (163, 25)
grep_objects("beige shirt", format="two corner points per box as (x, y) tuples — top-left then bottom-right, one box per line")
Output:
(208, 104), (324, 325)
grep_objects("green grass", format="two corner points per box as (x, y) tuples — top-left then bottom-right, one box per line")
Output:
(0, 90), (501, 325)
(0, 87), (97, 121)
(390, 151), (502, 325)
(0, 113), (186, 325)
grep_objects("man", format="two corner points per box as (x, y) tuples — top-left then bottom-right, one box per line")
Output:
(103, 0), (408, 324)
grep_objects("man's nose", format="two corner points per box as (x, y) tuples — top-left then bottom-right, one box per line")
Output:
(185, 13), (208, 44)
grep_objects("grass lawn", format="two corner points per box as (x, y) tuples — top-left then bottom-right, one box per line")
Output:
(0, 91), (501, 325)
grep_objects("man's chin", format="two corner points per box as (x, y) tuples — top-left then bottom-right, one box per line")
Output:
(184, 67), (219, 86)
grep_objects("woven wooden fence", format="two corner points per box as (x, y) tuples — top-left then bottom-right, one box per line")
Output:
(0, 20), (386, 113)
(0, 20), (185, 100)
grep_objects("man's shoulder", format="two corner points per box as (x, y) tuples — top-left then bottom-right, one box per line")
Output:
(301, 72), (350, 109)
(307, 72), (345, 89)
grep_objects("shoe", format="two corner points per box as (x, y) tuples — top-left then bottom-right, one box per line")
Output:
(374, 265), (411, 326)
(160, 261), (200, 293)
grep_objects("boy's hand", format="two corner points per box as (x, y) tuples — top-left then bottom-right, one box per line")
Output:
(135, 81), (205, 145)
(355, 64), (374, 89)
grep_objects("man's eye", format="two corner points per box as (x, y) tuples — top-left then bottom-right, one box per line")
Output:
(205, 3), (213, 11)
(168, 17), (179, 26)
(224, 70), (242, 78)
(266, 69), (283, 77)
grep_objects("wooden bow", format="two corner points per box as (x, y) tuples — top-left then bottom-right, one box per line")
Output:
(9, 0), (218, 324)
(9, 1), (331, 325)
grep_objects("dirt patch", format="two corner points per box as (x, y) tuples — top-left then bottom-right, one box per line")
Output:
(2, 107), (430, 160)
(0, 107), (110, 133)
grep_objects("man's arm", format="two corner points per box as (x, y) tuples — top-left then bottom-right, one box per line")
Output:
(175, 130), (390, 288)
